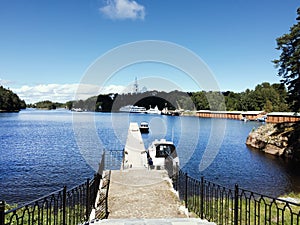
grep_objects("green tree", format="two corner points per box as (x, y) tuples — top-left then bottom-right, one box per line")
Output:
(239, 89), (258, 111)
(65, 101), (74, 110)
(264, 99), (273, 112)
(224, 91), (241, 111)
(206, 91), (226, 111)
(35, 100), (57, 110)
(0, 86), (26, 112)
(273, 7), (300, 112)
(96, 94), (114, 112)
(271, 83), (290, 111)
(191, 91), (209, 110)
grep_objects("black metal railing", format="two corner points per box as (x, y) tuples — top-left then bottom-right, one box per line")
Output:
(172, 170), (300, 225)
(0, 149), (121, 225)
(94, 170), (111, 220)
(1, 178), (98, 225)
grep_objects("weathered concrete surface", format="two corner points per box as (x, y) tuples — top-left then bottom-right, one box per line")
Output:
(123, 123), (148, 169)
(107, 169), (186, 219)
(91, 218), (216, 224)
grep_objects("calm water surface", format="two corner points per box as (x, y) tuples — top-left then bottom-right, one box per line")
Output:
(0, 110), (299, 204)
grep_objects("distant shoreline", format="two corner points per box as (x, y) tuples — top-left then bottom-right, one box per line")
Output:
(0, 109), (20, 113)
(195, 110), (300, 123)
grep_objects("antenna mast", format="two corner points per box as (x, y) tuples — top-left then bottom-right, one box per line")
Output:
(134, 77), (139, 94)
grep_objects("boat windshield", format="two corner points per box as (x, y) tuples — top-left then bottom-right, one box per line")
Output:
(155, 144), (176, 158)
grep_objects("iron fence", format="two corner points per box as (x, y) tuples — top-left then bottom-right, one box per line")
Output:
(1, 177), (99, 225)
(94, 170), (111, 220)
(172, 169), (300, 225)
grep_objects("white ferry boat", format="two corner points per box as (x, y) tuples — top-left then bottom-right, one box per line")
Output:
(119, 105), (146, 113)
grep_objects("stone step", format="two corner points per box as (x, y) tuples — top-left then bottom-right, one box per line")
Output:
(88, 218), (216, 225)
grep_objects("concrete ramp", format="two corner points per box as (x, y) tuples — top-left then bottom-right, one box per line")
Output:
(92, 218), (216, 224)
(107, 170), (186, 219)
(123, 122), (147, 169)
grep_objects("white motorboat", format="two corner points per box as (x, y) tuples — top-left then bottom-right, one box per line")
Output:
(139, 122), (149, 133)
(257, 115), (267, 122)
(147, 139), (179, 176)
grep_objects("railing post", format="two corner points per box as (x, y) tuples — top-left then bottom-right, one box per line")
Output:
(0, 201), (5, 225)
(103, 151), (106, 171)
(105, 170), (111, 218)
(86, 178), (90, 221)
(185, 173), (188, 209)
(93, 173), (98, 207)
(200, 176), (204, 219)
(175, 163), (179, 191)
(62, 186), (67, 225)
(234, 184), (239, 225)
(98, 151), (105, 176)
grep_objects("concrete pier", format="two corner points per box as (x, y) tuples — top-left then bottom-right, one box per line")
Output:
(91, 122), (216, 224)
(123, 122), (148, 169)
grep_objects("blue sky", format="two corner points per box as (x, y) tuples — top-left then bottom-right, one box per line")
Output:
(0, 0), (299, 103)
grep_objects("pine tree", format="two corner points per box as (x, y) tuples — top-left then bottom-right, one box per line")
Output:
(273, 8), (300, 112)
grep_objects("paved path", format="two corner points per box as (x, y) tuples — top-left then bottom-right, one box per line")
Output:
(107, 169), (186, 219)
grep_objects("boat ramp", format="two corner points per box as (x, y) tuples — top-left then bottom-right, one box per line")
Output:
(90, 122), (215, 224)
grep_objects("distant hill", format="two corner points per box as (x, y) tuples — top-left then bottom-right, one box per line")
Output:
(68, 82), (291, 113)
(0, 86), (26, 112)
(69, 90), (193, 112)
(28, 100), (65, 110)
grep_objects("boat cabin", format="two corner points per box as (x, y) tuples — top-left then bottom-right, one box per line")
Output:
(147, 139), (179, 176)
(139, 122), (149, 133)
(155, 143), (177, 158)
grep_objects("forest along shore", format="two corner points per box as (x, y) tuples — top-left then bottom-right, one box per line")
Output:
(246, 122), (300, 161)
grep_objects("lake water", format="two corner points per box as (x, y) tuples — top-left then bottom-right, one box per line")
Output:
(0, 110), (299, 204)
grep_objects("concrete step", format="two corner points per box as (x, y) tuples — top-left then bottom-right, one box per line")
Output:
(88, 218), (216, 224)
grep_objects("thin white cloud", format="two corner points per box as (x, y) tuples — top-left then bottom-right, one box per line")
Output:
(99, 84), (129, 94)
(100, 0), (145, 20)
(11, 81), (178, 105)
(0, 78), (15, 86)
(12, 83), (128, 104)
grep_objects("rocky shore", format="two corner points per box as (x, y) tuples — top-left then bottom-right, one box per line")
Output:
(246, 122), (300, 161)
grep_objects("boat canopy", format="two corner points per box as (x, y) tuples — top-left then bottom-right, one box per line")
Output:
(155, 144), (176, 158)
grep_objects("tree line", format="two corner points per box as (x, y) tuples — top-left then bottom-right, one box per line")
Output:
(0, 86), (26, 112)
(192, 82), (289, 112)
(67, 82), (292, 113)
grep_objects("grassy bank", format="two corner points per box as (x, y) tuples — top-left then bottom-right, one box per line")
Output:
(185, 192), (300, 225)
